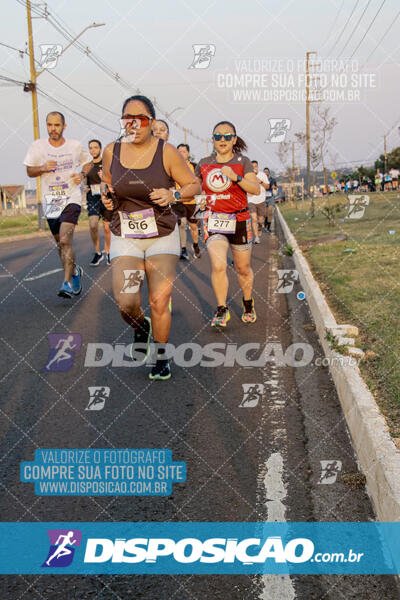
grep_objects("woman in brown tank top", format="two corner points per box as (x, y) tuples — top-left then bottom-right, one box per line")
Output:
(101, 95), (200, 380)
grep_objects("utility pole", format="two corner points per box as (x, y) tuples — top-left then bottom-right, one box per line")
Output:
(292, 142), (295, 184)
(206, 140), (209, 155)
(306, 50), (317, 214)
(184, 128), (187, 144)
(384, 135), (387, 173)
(26, 0), (43, 227)
(23, 4), (105, 229)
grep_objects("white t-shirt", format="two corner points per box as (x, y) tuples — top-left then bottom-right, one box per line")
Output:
(390, 168), (399, 179)
(24, 138), (90, 218)
(247, 171), (269, 204)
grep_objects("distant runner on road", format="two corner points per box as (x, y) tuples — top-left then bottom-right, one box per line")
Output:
(24, 111), (90, 298)
(196, 120), (260, 328)
(82, 139), (112, 266)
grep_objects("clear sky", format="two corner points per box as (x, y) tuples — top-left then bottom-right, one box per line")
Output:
(1, 0), (400, 185)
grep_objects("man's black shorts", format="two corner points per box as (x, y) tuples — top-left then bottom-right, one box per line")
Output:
(47, 203), (81, 236)
(87, 194), (106, 218)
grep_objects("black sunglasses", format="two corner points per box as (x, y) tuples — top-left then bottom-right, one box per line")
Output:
(213, 133), (236, 141)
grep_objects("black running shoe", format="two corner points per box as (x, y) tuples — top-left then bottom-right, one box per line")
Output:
(90, 252), (104, 266)
(106, 253), (111, 266)
(180, 247), (188, 260)
(130, 317), (152, 365)
(149, 358), (171, 380)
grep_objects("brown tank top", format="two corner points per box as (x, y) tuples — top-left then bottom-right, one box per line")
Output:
(109, 138), (176, 237)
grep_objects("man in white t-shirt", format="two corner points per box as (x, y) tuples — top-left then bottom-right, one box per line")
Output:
(24, 111), (90, 298)
(247, 160), (269, 243)
(390, 167), (399, 190)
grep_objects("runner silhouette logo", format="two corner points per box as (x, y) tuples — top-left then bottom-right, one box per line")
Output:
(42, 334), (82, 372)
(239, 384), (264, 408)
(276, 270), (299, 293)
(86, 386), (110, 411)
(42, 529), (82, 567)
(206, 169), (231, 192)
(188, 44), (216, 69)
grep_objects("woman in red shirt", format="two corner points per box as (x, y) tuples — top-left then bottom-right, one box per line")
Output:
(196, 121), (260, 327)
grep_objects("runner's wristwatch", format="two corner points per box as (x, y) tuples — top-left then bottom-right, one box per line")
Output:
(236, 175), (243, 183)
(172, 190), (181, 203)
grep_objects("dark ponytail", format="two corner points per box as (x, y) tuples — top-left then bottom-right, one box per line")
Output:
(212, 120), (248, 153)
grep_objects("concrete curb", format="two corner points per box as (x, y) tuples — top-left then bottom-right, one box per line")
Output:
(0, 224), (90, 244)
(276, 207), (400, 522)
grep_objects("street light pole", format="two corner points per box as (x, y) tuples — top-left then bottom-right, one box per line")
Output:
(26, 0), (42, 226)
(24, 1), (105, 228)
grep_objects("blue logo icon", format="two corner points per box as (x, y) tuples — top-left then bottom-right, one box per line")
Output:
(42, 529), (81, 567)
(297, 291), (306, 301)
(42, 334), (82, 372)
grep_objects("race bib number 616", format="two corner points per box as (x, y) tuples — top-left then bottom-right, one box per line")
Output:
(119, 209), (158, 238)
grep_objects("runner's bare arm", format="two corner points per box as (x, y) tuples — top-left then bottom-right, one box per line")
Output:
(220, 166), (260, 195)
(100, 143), (114, 210)
(26, 161), (57, 177)
(164, 143), (201, 199)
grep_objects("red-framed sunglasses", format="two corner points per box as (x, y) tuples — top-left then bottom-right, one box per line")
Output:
(120, 114), (153, 129)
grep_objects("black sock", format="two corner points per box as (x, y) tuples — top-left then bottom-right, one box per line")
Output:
(193, 242), (199, 248)
(154, 341), (168, 363)
(134, 317), (150, 342)
(243, 298), (253, 312)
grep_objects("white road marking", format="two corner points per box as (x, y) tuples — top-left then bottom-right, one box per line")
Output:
(23, 268), (63, 281)
(0, 274), (13, 278)
(261, 453), (296, 600)
(260, 252), (297, 600)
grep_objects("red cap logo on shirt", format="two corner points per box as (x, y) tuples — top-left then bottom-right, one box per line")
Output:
(206, 168), (231, 192)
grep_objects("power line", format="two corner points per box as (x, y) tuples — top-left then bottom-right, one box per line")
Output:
(0, 74), (25, 86)
(15, 0), (208, 142)
(328, 0), (360, 55)
(36, 87), (118, 134)
(0, 34), (120, 121)
(45, 70), (120, 117)
(321, 0), (345, 50)
(0, 41), (27, 57)
(360, 8), (400, 67)
(350, 0), (387, 58)
(338, 0), (372, 58)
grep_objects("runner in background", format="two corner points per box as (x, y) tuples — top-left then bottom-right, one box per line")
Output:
(177, 143), (201, 258)
(247, 160), (269, 243)
(24, 111), (90, 298)
(390, 167), (399, 191)
(152, 119), (170, 141)
(152, 119), (189, 260)
(264, 167), (276, 232)
(101, 95), (200, 380)
(82, 140), (111, 266)
(196, 121), (260, 328)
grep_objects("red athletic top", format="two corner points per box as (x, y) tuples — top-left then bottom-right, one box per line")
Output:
(195, 153), (253, 221)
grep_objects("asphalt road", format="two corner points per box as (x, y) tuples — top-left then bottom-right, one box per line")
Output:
(0, 224), (398, 599)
